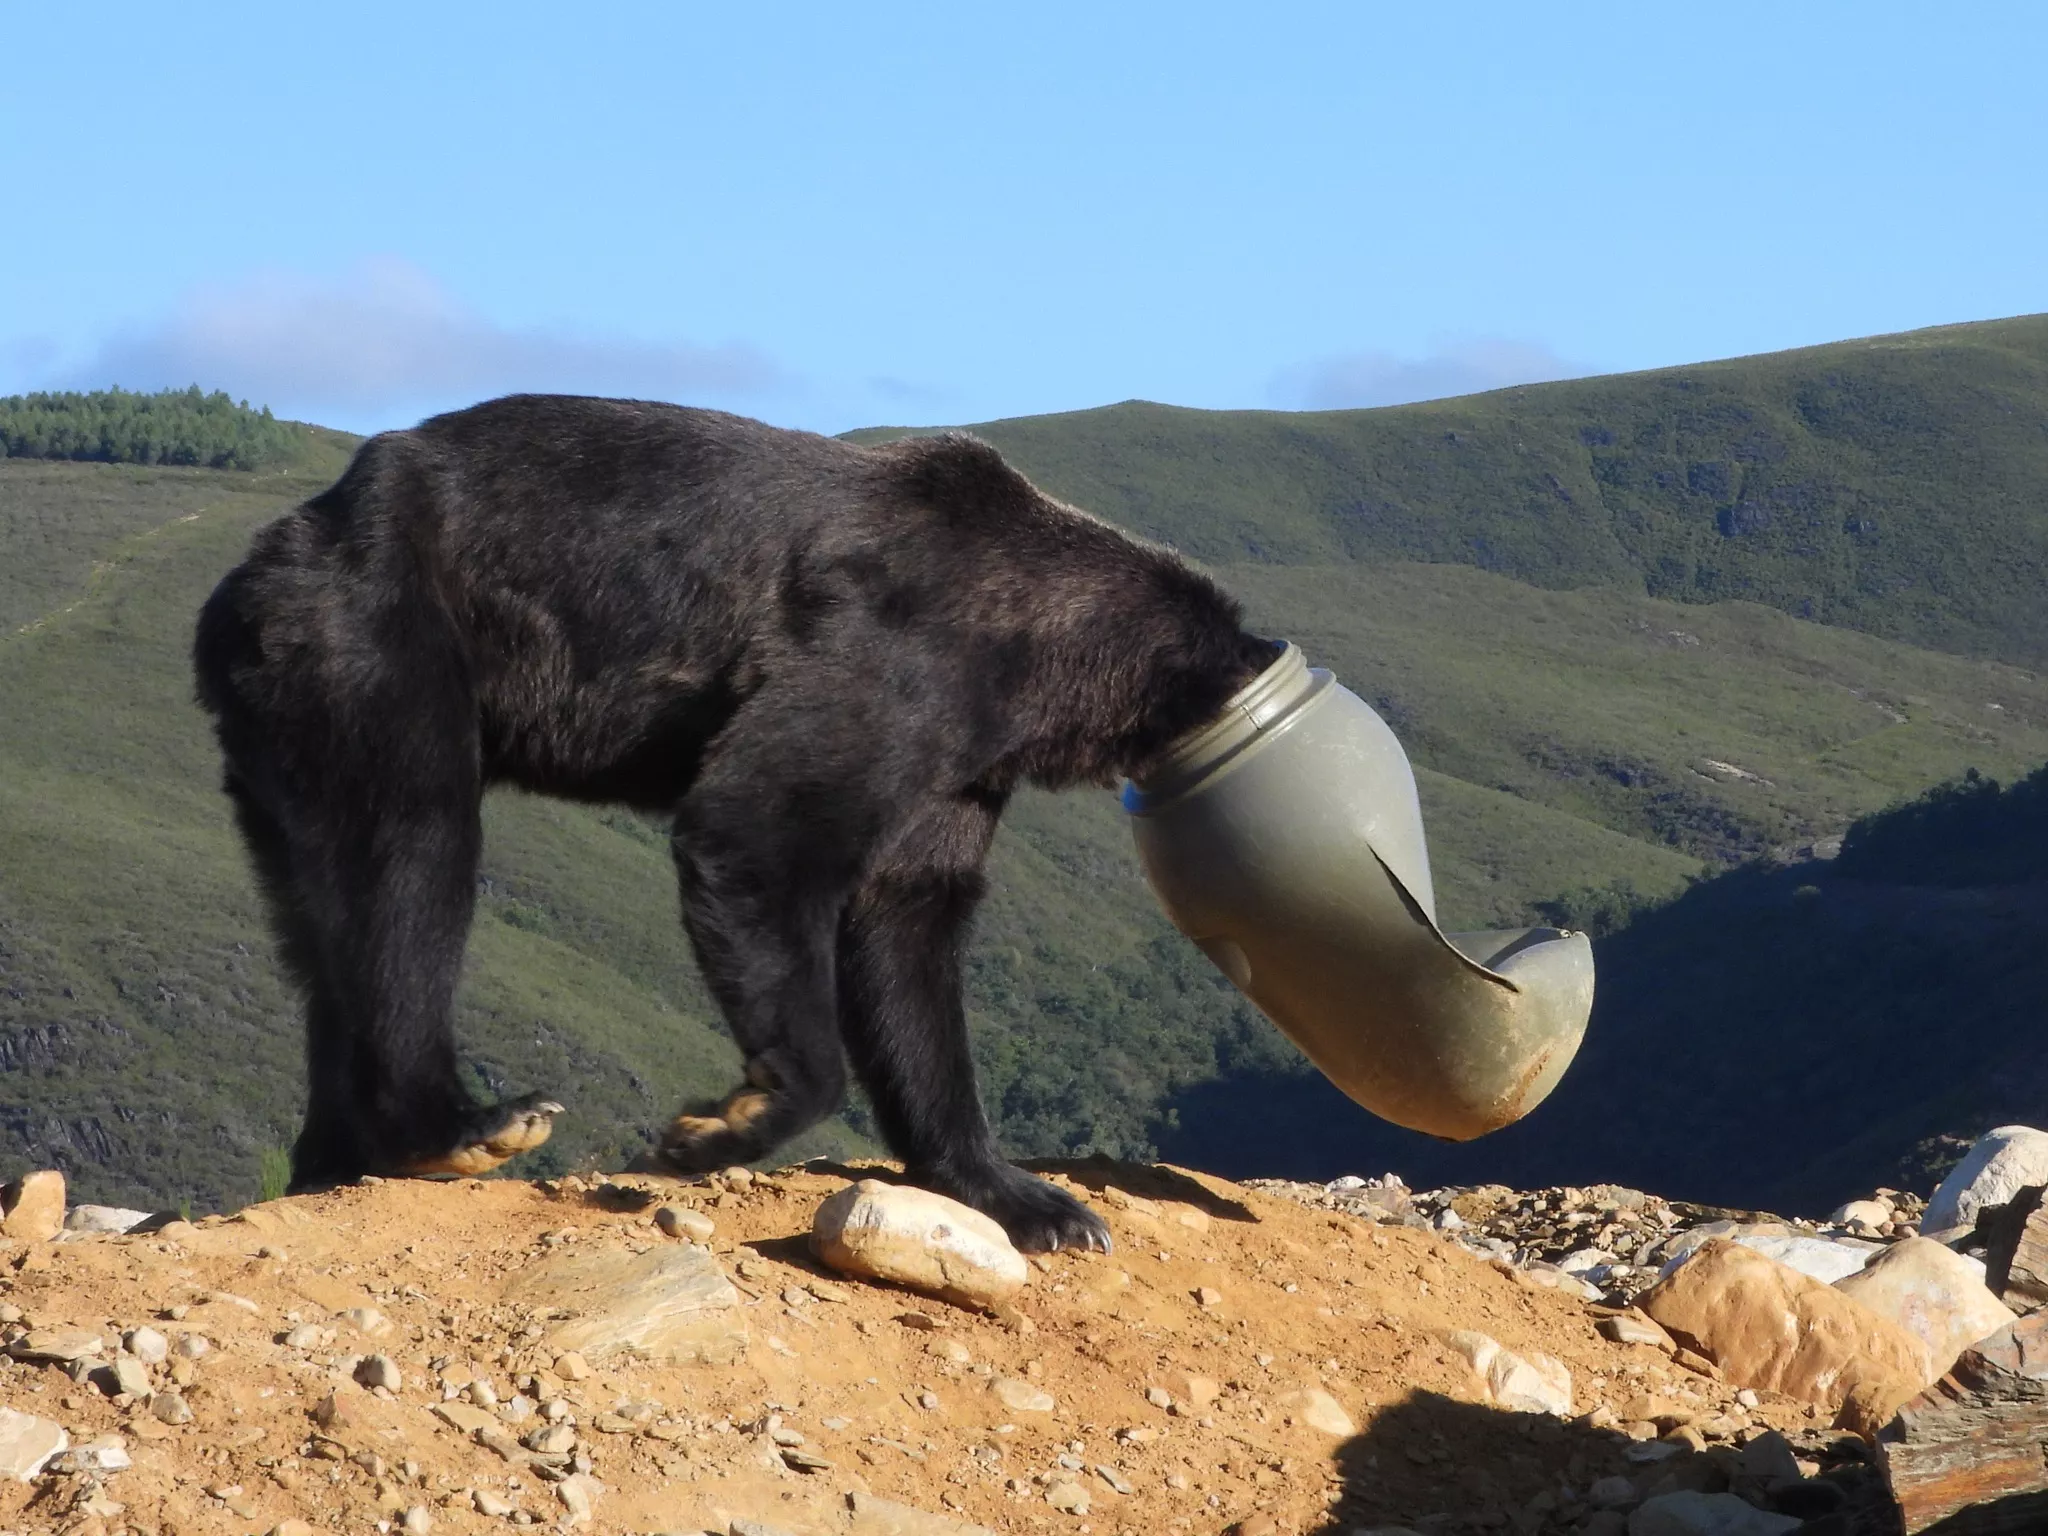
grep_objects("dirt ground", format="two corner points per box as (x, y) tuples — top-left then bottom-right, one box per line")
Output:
(0, 1159), (1830, 1536)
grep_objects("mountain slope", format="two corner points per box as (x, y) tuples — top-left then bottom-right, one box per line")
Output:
(5, 314), (2048, 1212)
(852, 312), (2048, 668)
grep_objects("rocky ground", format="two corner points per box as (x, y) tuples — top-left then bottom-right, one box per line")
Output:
(0, 1152), (2023, 1536)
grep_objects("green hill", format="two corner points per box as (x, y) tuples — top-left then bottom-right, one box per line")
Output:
(851, 312), (2048, 669)
(4, 313), (2047, 1212)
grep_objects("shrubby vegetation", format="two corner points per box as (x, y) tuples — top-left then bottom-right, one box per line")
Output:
(0, 386), (300, 470)
(1835, 763), (2048, 888)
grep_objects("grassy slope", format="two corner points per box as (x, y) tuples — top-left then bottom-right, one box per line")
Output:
(852, 313), (2048, 668)
(4, 314), (2047, 1210)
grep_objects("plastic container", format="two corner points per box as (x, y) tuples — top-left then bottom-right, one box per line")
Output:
(1123, 642), (1594, 1140)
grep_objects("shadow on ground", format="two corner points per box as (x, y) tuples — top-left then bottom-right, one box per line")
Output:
(1299, 1393), (1900, 1535)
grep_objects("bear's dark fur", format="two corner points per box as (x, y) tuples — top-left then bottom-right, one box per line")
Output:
(193, 394), (1272, 1250)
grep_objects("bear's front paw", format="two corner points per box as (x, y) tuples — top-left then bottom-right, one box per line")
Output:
(927, 1161), (1113, 1255)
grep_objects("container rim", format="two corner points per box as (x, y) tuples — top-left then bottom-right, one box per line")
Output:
(1124, 640), (1329, 809)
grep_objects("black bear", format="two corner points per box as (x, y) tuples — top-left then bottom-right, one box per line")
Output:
(194, 394), (1273, 1251)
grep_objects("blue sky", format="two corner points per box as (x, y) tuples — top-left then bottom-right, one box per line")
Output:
(3, 3), (2042, 436)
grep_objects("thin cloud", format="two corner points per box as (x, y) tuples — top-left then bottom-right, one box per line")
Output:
(72, 259), (793, 427)
(1273, 338), (1590, 411)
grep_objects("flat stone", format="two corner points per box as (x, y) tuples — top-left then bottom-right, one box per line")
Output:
(1627, 1489), (1801, 1534)
(811, 1180), (1027, 1308)
(430, 1401), (496, 1437)
(1600, 1312), (1677, 1351)
(555, 1472), (602, 1527)
(1834, 1236), (2018, 1376)
(1640, 1238), (1930, 1426)
(1924, 1126), (2048, 1237)
(1878, 1309), (2048, 1533)
(0, 1407), (67, 1481)
(846, 1490), (1000, 1535)
(1043, 1475), (1090, 1514)
(1272, 1386), (1358, 1436)
(500, 1240), (746, 1366)
(1445, 1329), (1573, 1415)
(63, 1204), (155, 1235)
(990, 1376), (1054, 1412)
(1658, 1222), (1879, 1285)
(7, 1326), (104, 1364)
(0, 1171), (64, 1243)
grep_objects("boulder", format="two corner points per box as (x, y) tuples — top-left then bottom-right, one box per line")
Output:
(1830, 1199), (1892, 1230)
(0, 1407), (66, 1481)
(1626, 1490), (1800, 1535)
(1834, 1236), (2018, 1374)
(1878, 1310), (2048, 1533)
(1923, 1126), (2048, 1239)
(1657, 1221), (1878, 1284)
(1638, 1238), (1930, 1422)
(500, 1241), (746, 1366)
(811, 1180), (1027, 1307)
(0, 1170), (65, 1243)
(1445, 1329), (1573, 1416)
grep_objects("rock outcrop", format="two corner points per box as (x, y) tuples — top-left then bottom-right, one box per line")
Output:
(1879, 1310), (2048, 1533)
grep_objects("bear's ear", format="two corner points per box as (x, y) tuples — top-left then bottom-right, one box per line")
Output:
(889, 433), (1038, 522)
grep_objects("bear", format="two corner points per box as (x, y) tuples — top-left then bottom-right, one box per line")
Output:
(193, 393), (1274, 1251)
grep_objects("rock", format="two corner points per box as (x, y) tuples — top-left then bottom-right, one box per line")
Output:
(473, 1491), (516, 1517)
(1092, 1463), (1132, 1495)
(1830, 1199), (1892, 1229)
(555, 1472), (602, 1526)
(124, 1326), (168, 1363)
(1983, 1185), (2048, 1313)
(1272, 1386), (1357, 1436)
(1144, 1386), (1172, 1409)
(356, 1353), (402, 1391)
(0, 1170), (64, 1242)
(7, 1326), (103, 1364)
(1626, 1489), (1801, 1534)
(1924, 1126), (2048, 1238)
(0, 1407), (67, 1481)
(811, 1180), (1028, 1307)
(94, 1355), (151, 1398)
(174, 1332), (210, 1359)
(63, 1204), (155, 1235)
(1732, 1429), (1801, 1488)
(1878, 1309), (2048, 1532)
(846, 1490), (1000, 1535)
(990, 1376), (1054, 1412)
(1589, 1474), (1638, 1508)
(1834, 1236), (2018, 1374)
(730, 1522), (802, 1536)
(1658, 1222), (1880, 1285)
(501, 1239), (746, 1365)
(1518, 1263), (1604, 1301)
(1639, 1238), (1931, 1421)
(1600, 1312), (1677, 1351)
(1164, 1368), (1221, 1409)
(401, 1505), (432, 1534)
(1043, 1475), (1091, 1514)
(152, 1392), (193, 1425)
(1445, 1330), (1573, 1415)
(431, 1401), (496, 1436)
(654, 1205), (714, 1242)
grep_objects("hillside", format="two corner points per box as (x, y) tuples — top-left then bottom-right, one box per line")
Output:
(851, 312), (2048, 669)
(4, 314), (2048, 1215)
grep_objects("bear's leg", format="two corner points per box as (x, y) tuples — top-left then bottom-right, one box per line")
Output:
(839, 793), (1114, 1254)
(216, 721), (558, 1190)
(651, 770), (855, 1172)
